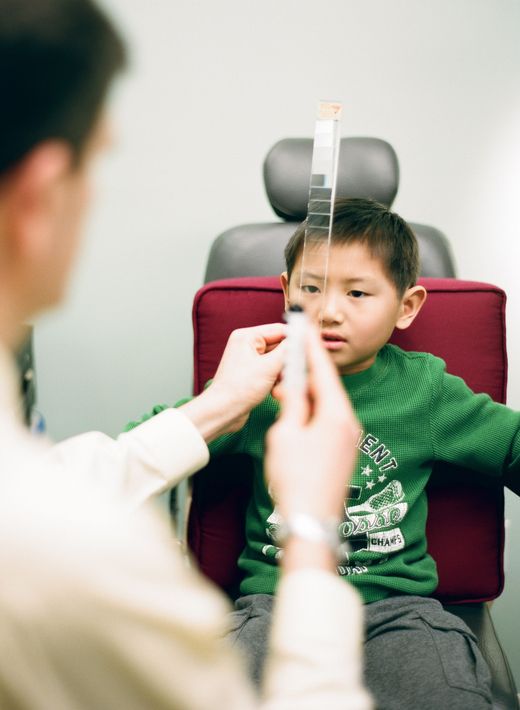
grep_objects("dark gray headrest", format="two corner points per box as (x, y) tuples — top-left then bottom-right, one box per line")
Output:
(263, 137), (399, 221)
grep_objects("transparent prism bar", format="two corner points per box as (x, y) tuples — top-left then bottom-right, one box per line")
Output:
(298, 101), (342, 326)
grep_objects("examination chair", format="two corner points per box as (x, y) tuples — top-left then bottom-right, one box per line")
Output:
(186, 276), (519, 710)
(204, 137), (456, 282)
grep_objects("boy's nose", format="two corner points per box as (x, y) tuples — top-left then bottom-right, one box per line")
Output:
(320, 296), (345, 325)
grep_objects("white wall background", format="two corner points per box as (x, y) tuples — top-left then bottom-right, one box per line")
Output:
(34, 0), (520, 687)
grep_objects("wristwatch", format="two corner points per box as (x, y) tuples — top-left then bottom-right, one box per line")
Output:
(273, 512), (350, 561)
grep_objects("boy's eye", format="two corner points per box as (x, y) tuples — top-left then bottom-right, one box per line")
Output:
(301, 284), (320, 294)
(349, 290), (366, 298)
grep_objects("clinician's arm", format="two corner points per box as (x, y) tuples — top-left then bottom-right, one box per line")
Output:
(47, 323), (287, 509)
(0, 323), (370, 710)
(262, 324), (371, 710)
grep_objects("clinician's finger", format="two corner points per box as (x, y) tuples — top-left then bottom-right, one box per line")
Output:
(264, 338), (287, 355)
(261, 339), (287, 371)
(278, 379), (309, 426)
(247, 322), (287, 350)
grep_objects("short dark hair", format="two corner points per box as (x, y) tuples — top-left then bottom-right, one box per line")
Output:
(0, 0), (127, 176)
(284, 197), (419, 295)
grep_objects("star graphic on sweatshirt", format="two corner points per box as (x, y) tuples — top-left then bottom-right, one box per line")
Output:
(378, 474), (387, 483)
(366, 480), (376, 490)
(361, 465), (373, 476)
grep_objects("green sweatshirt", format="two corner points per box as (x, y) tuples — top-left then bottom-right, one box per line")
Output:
(126, 344), (520, 604)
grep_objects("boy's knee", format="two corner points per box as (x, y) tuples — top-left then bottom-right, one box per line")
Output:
(225, 594), (274, 686)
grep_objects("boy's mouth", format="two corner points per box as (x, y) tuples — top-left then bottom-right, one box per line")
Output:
(321, 331), (347, 351)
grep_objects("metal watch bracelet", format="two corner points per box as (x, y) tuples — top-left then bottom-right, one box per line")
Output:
(273, 512), (350, 562)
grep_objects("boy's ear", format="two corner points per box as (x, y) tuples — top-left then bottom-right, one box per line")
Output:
(280, 272), (290, 310)
(395, 285), (427, 331)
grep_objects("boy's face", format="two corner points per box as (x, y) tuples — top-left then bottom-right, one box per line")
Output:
(281, 241), (425, 375)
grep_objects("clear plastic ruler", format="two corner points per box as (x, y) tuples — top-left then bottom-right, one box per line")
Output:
(298, 101), (342, 325)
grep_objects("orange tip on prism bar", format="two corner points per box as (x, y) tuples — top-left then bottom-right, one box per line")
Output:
(318, 101), (342, 121)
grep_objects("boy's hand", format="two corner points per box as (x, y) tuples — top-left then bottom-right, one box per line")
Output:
(180, 323), (286, 442)
(265, 323), (359, 522)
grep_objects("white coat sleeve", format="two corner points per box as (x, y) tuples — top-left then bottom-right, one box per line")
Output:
(262, 571), (373, 710)
(0, 484), (371, 710)
(46, 407), (209, 509)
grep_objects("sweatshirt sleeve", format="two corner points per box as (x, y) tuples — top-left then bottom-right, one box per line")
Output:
(428, 358), (520, 494)
(123, 403), (171, 432)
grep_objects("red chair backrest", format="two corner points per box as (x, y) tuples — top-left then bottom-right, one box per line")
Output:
(188, 277), (507, 603)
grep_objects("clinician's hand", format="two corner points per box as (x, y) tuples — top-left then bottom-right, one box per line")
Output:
(265, 323), (359, 569)
(180, 323), (286, 442)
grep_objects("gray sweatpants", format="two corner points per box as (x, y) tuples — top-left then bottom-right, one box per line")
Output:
(226, 594), (492, 709)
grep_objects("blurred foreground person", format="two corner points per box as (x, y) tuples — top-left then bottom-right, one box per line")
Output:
(0, 1), (370, 708)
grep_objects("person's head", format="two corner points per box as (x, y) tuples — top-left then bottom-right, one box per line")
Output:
(281, 197), (427, 375)
(0, 0), (126, 347)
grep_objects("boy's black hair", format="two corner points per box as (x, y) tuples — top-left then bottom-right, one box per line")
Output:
(0, 0), (126, 176)
(284, 197), (420, 296)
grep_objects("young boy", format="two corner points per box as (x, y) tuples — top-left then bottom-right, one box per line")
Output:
(127, 198), (520, 709)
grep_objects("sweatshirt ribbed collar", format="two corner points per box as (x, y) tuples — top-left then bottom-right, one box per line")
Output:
(340, 345), (389, 394)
